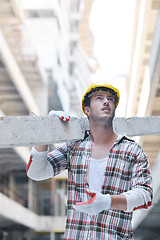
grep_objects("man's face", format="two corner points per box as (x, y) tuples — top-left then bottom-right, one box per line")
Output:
(84, 93), (116, 123)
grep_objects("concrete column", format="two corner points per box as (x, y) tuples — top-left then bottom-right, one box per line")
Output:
(50, 232), (55, 240)
(51, 179), (55, 215)
(2, 232), (8, 240)
(28, 179), (38, 213)
(61, 181), (66, 216)
(54, 181), (59, 216)
(28, 178), (34, 211)
(9, 174), (15, 200)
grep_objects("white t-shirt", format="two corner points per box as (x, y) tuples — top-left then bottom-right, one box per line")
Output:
(88, 157), (107, 193)
(87, 156), (151, 213)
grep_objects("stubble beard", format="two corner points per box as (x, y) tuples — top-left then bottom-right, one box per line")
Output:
(90, 109), (115, 129)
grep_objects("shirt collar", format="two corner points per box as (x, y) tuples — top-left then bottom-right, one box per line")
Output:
(84, 131), (134, 144)
(116, 134), (134, 143)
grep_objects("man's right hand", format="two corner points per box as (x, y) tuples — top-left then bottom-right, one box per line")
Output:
(48, 110), (70, 122)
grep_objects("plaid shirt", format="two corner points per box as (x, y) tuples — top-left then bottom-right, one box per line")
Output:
(46, 133), (152, 240)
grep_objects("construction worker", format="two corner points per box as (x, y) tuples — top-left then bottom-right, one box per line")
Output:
(27, 83), (153, 239)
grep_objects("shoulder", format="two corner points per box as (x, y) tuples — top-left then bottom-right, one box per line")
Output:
(67, 136), (90, 151)
(118, 135), (145, 155)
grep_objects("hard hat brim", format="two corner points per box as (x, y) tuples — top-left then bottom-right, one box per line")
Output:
(81, 83), (120, 115)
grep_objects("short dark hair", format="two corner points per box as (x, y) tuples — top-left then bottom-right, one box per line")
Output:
(82, 87), (118, 109)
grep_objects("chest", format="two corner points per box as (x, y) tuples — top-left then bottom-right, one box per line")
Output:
(68, 139), (136, 195)
(69, 146), (134, 195)
(91, 144), (112, 159)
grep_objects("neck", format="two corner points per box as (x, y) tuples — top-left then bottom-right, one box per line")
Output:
(89, 120), (117, 145)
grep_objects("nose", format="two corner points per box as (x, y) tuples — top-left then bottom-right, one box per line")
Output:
(103, 97), (109, 105)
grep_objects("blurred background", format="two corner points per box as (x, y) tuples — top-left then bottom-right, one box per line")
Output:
(0, 0), (160, 239)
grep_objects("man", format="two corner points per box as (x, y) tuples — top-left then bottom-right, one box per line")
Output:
(27, 83), (152, 239)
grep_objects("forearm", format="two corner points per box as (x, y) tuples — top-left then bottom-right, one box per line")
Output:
(122, 188), (152, 212)
(111, 187), (152, 212)
(111, 194), (127, 211)
(34, 145), (48, 152)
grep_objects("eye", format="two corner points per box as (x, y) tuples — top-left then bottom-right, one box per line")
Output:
(107, 97), (114, 101)
(96, 96), (103, 100)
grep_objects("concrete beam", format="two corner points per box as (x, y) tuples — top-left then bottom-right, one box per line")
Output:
(0, 116), (160, 148)
(0, 192), (65, 232)
(0, 116), (88, 148)
(0, 109), (30, 163)
(113, 116), (160, 136)
(0, 30), (40, 115)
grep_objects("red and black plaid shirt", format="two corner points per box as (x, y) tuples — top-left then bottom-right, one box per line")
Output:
(46, 134), (152, 239)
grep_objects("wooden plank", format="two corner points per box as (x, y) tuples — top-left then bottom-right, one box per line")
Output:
(0, 116), (160, 148)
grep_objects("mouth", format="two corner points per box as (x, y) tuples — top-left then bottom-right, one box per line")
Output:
(101, 107), (111, 112)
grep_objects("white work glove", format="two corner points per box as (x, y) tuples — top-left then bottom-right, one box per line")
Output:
(73, 188), (112, 215)
(48, 110), (70, 122)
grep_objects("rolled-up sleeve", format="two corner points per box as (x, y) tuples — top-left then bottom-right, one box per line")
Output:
(122, 148), (153, 212)
(27, 142), (70, 181)
(47, 143), (68, 176)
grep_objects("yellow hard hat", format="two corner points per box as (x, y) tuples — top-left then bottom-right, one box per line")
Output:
(81, 83), (120, 115)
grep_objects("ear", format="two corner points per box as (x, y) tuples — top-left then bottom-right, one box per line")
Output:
(84, 106), (90, 116)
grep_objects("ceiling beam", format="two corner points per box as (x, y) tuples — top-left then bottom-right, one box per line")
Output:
(0, 30), (40, 115)
(11, 0), (26, 23)
(0, 192), (65, 232)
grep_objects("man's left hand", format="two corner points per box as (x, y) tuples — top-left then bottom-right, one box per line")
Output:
(73, 188), (112, 215)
